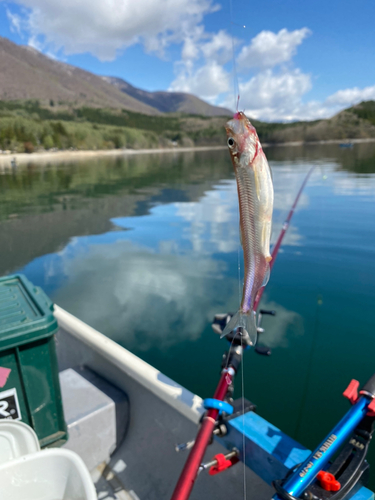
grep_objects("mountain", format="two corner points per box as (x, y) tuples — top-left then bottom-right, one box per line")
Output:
(254, 102), (375, 144)
(0, 36), (230, 117)
(347, 100), (375, 126)
(102, 76), (232, 117)
(0, 36), (161, 114)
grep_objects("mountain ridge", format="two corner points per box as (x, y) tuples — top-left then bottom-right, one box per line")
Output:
(102, 76), (232, 117)
(0, 36), (231, 117)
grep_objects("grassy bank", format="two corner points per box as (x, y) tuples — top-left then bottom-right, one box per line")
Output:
(0, 99), (375, 154)
(0, 100), (227, 153)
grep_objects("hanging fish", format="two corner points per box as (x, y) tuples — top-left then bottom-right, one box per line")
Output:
(222, 112), (274, 345)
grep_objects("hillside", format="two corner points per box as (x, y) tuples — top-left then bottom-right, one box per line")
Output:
(0, 99), (375, 154)
(0, 36), (230, 118)
(0, 37), (161, 114)
(257, 102), (375, 143)
(103, 77), (232, 117)
(347, 100), (375, 126)
(0, 100), (228, 152)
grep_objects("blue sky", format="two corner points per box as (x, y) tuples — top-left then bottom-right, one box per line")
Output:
(1, 0), (375, 121)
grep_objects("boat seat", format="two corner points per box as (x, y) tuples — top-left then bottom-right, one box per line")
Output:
(60, 366), (129, 472)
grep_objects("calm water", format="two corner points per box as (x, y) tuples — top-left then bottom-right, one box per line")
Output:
(1, 143), (375, 488)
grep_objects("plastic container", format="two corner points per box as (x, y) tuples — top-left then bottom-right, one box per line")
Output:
(0, 420), (40, 464)
(0, 274), (67, 447)
(0, 448), (97, 500)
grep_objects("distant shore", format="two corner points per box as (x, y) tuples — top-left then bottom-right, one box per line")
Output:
(1, 137), (375, 169)
(0, 146), (227, 168)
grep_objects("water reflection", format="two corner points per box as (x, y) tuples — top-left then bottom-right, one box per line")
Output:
(331, 173), (375, 197)
(53, 239), (232, 350)
(264, 141), (375, 173)
(8, 150), (320, 353)
(2, 143), (375, 489)
(0, 150), (232, 275)
(257, 299), (304, 348)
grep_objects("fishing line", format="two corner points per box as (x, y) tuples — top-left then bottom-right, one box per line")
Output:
(228, 2), (248, 496)
(294, 164), (325, 439)
(238, 247), (242, 306)
(228, 0), (241, 110)
(240, 334), (247, 500)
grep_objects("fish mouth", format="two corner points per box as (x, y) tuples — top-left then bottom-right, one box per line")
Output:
(226, 111), (250, 137)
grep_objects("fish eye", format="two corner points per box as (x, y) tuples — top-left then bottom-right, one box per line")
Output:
(227, 137), (235, 148)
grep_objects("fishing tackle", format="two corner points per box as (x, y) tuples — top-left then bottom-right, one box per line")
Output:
(169, 166), (317, 500)
(272, 374), (375, 500)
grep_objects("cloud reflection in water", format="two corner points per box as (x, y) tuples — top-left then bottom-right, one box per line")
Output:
(53, 239), (232, 350)
(51, 167), (307, 350)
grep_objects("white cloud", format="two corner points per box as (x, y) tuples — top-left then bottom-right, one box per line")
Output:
(7, 0), (218, 61)
(201, 30), (235, 65)
(237, 28), (311, 70)
(219, 69), (313, 121)
(6, 9), (22, 35)
(5, 0), (373, 122)
(220, 66), (375, 122)
(171, 27), (314, 119)
(169, 60), (230, 100)
(181, 33), (202, 61)
(240, 69), (311, 112)
(170, 28), (236, 101)
(325, 85), (375, 107)
(28, 35), (43, 52)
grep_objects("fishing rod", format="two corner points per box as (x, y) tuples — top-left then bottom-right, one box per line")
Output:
(170, 165), (316, 500)
(254, 164), (315, 311)
(272, 374), (375, 500)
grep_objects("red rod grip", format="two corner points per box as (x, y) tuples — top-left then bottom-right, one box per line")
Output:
(170, 371), (233, 500)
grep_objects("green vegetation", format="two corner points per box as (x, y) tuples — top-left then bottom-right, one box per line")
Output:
(0, 101), (185, 152)
(347, 100), (375, 126)
(0, 99), (375, 154)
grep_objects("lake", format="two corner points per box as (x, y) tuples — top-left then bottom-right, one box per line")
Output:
(1, 142), (375, 489)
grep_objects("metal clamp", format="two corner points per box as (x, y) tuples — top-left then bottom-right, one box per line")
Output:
(200, 449), (239, 476)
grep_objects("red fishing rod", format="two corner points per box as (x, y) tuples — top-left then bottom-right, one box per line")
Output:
(170, 165), (316, 500)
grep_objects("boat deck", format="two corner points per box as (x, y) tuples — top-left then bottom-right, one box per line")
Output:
(55, 306), (272, 500)
(54, 306), (374, 500)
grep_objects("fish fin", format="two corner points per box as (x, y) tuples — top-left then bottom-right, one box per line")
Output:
(262, 262), (270, 287)
(266, 255), (272, 263)
(220, 310), (257, 346)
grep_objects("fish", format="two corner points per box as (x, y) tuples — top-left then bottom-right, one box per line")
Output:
(222, 112), (274, 345)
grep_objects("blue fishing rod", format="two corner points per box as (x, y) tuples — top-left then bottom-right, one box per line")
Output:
(272, 374), (375, 500)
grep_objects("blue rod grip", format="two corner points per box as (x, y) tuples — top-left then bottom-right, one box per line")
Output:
(203, 398), (233, 415)
(273, 396), (370, 499)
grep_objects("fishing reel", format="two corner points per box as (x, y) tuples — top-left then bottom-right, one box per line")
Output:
(211, 310), (276, 355)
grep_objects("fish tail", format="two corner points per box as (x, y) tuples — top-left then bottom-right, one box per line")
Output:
(220, 309), (257, 346)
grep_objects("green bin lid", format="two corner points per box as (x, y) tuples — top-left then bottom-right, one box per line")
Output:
(0, 274), (58, 350)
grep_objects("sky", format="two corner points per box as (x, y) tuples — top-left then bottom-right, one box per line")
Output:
(1, 0), (375, 121)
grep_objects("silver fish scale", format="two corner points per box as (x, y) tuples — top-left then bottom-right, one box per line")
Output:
(236, 165), (264, 313)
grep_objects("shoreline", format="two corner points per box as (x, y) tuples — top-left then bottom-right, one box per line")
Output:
(1, 137), (375, 169)
(0, 145), (227, 168)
